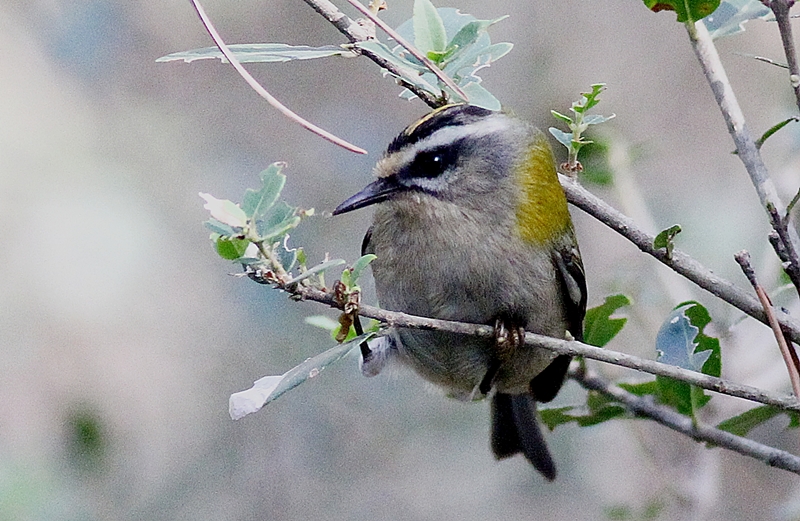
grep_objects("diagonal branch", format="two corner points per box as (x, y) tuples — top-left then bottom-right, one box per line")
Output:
(573, 366), (800, 476)
(189, 0), (367, 154)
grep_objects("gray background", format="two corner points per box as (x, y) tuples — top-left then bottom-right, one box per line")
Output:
(1, 1), (799, 520)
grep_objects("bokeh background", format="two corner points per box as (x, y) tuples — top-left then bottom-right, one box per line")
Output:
(2, 1), (799, 519)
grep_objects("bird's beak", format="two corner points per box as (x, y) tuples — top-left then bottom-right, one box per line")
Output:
(332, 177), (402, 215)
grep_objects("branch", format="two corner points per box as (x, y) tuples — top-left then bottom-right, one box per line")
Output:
(188, 0), (367, 154)
(573, 367), (800, 476)
(298, 0), (441, 107)
(559, 176), (800, 344)
(286, 283), (800, 412)
(765, 0), (800, 113)
(735, 250), (800, 399)
(687, 21), (800, 277)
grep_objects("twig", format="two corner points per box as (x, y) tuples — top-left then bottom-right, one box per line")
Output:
(188, 0), (367, 155)
(767, 204), (800, 298)
(559, 176), (800, 344)
(343, 0), (469, 102)
(284, 283), (800, 412)
(687, 21), (800, 276)
(573, 366), (800, 476)
(298, 0), (440, 107)
(734, 250), (800, 399)
(764, 0), (800, 112)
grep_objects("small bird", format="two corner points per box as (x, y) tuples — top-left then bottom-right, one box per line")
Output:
(333, 104), (586, 480)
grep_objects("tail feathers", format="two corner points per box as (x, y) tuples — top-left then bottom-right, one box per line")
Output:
(490, 393), (556, 480)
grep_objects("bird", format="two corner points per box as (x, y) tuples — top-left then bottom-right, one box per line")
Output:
(332, 104), (586, 480)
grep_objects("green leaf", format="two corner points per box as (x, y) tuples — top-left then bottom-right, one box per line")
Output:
(216, 237), (249, 260)
(579, 140), (615, 186)
(703, 0), (772, 39)
(459, 82), (501, 111)
(716, 405), (795, 437)
(551, 110), (573, 125)
(583, 294), (631, 347)
(413, 0), (448, 54)
(755, 117), (799, 150)
(254, 201), (300, 242)
(204, 218), (237, 237)
(305, 315), (339, 331)
(242, 163), (286, 220)
(618, 380), (659, 395)
(157, 44), (354, 64)
(539, 391), (628, 429)
(642, 0), (721, 23)
(653, 224), (682, 259)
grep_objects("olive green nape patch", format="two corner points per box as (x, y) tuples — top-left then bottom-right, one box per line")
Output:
(515, 132), (571, 244)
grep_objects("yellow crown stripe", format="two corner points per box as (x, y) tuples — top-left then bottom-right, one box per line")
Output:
(403, 103), (465, 137)
(514, 131), (571, 244)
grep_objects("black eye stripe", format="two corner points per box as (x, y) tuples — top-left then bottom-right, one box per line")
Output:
(399, 141), (463, 181)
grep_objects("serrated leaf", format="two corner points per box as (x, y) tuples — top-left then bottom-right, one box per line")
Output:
(655, 302), (721, 414)
(285, 258), (346, 285)
(157, 43), (354, 64)
(583, 294), (631, 347)
(228, 334), (370, 419)
(702, 0), (772, 39)
(216, 237), (250, 260)
(548, 128), (573, 149)
(413, 0), (447, 54)
(642, 0), (721, 23)
(242, 163), (286, 220)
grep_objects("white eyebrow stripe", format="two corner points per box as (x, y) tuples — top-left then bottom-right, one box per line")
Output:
(377, 114), (512, 178)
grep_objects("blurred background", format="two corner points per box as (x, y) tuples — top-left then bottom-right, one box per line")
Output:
(1, 0), (799, 519)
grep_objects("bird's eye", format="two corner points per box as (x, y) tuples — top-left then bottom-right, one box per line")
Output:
(412, 145), (458, 179)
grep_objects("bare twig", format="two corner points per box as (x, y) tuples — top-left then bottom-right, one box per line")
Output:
(282, 283), (800, 412)
(189, 0), (367, 154)
(298, 0), (440, 107)
(343, 0), (468, 102)
(767, 204), (800, 298)
(734, 250), (800, 399)
(573, 366), (800, 476)
(559, 176), (800, 344)
(764, 0), (800, 112)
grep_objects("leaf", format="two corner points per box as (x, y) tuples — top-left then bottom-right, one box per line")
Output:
(200, 193), (248, 228)
(583, 294), (631, 347)
(242, 163), (286, 220)
(305, 315), (339, 331)
(653, 224), (682, 259)
(204, 218), (237, 237)
(459, 82), (501, 111)
(285, 258), (346, 285)
(716, 405), (792, 437)
(157, 43), (355, 64)
(413, 0), (448, 54)
(255, 201), (300, 242)
(642, 0), (721, 23)
(579, 140), (615, 187)
(654, 302), (721, 414)
(216, 237), (250, 260)
(754, 117), (799, 150)
(702, 0), (772, 39)
(350, 254), (377, 285)
(228, 334), (371, 419)
(548, 127), (573, 149)
(539, 391), (628, 429)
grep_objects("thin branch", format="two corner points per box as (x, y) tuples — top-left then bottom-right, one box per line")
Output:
(764, 0), (800, 112)
(189, 0), (367, 155)
(735, 250), (800, 398)
(687, 21), (800, 274)
(298, 0), (440, 107)
(573, 366), (800, 476)
(559, 176), (800, 344)
(767, 204), (800, 297)
(283, 283), (800, 412)
(343, 0), (469, 102)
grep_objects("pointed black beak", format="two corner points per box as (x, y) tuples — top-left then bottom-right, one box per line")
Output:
(332, 177), (403, 215)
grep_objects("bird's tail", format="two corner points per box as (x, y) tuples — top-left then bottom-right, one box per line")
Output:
(490, 392), (556, 480)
